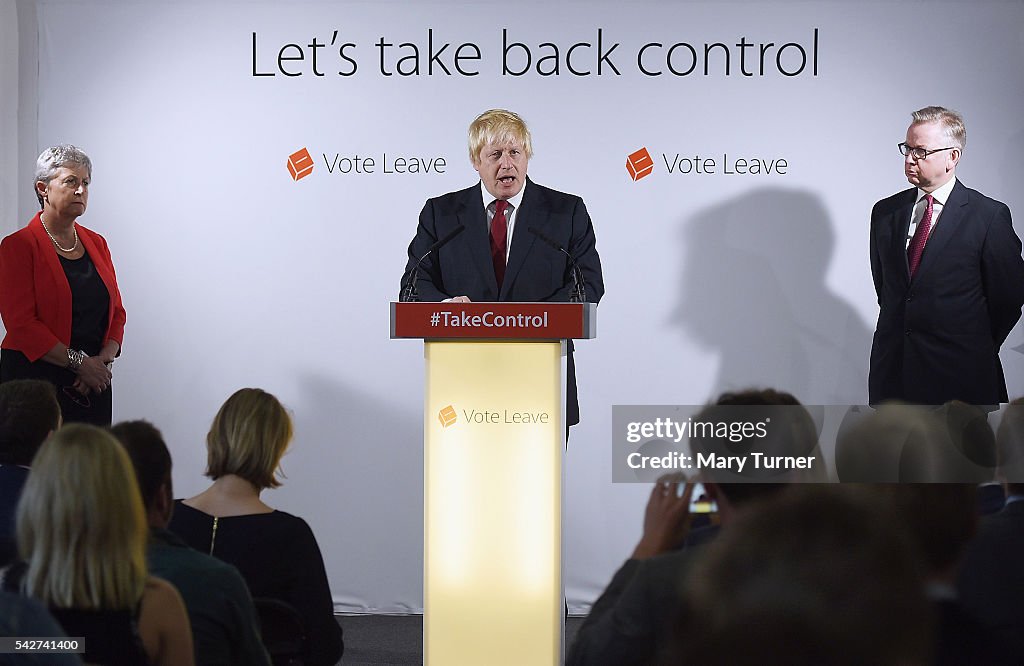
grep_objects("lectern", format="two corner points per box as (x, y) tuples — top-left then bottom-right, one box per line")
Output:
(391, 301), (597, 666)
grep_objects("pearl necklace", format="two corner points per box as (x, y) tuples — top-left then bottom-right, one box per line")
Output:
(41, 216), (79, 253)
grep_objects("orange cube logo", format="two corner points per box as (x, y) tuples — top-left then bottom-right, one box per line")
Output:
(287, 148), (314, 181)
(438, 405), (457, 428)
(626, 147), (654, 181)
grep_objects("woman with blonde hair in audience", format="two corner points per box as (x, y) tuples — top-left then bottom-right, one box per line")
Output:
(3, 424), (193, 665)
(169, 387), (343, 665)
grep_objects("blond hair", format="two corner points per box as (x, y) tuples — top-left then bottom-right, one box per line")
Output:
(16, 424), (147, 609)
(205, 388), (292, 489)
(467, 109), (534, 163)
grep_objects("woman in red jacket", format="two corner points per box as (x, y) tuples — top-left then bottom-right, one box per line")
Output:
(0, 145), (125, 425)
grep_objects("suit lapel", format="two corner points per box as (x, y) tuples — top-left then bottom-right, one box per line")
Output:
(889, 191), (916, 281)
(502, 178), (542, 300)
(457, 184), (498, 295)
(911, 180), (966, 284)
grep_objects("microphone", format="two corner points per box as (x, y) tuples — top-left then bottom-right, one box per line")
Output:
(400, 225), (465, 302)
(527, 226), (586, 303)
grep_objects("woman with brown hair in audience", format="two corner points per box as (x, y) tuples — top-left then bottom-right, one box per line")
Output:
(3, 424), (193, 665)
(169, 388), (343, 665)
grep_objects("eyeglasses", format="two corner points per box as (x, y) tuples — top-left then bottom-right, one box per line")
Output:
(898, 143), (957, 161)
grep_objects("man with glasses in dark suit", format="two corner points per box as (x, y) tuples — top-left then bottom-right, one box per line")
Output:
(869, 106), (1024, 407)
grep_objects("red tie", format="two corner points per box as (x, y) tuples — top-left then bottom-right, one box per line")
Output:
(491, 200), (509, 289)
(907, 194), (933, 278)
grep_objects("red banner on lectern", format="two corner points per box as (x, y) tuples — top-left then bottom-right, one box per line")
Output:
(390, 302), (596, 340)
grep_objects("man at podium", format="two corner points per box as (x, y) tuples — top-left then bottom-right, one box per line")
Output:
(401, 108), (604, 429)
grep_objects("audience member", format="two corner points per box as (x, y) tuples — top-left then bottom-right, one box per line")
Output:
(4, 424), (193, 666)
(836, 403), (938, 481)
(686, 388), (827, 483)
(568, 389), (810, 666)
(836, 402), (997, 483)
(0, 379), (60, 566)
(168, 388), (343, 666)
(668, 486), (931, 666)
(994, 397), (1024, 484)
(934, 400), (1003, 513)
(875, 483), (1012, 665)
(111, 419), (272, 666)
(958, 398), (1024, 661)
(0, 590), (82, 665)
(906, 401), (997, 483)
(975, 478), (1006, 516)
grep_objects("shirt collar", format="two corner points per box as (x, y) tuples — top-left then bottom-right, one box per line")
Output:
(150, 526), (189, 548)
(479, 180), (526, 212)
(918, 175), (956, 207)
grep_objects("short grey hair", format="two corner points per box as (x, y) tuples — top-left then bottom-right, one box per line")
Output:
(911, 106), (966, 150)
(34, 145), (92, 208)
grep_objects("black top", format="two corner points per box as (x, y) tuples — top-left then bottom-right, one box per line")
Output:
(933, 598), (1015, 666)
(0, 249), (113, 426)
(1, 561), (149, 666)
(0, 465), (29, 568)
(958, 501), (1024, 662)
(58, 252), (109, 355)
(168, 502), (343, 666)
(147, 528), (271, 666)
(49, 607), (149, 666)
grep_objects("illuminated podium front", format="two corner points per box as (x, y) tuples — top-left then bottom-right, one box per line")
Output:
(391, 302), (597, 666)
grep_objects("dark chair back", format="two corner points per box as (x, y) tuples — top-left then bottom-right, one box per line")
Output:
(253, 597), (307, 666)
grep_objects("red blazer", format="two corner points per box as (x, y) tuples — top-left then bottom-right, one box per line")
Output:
(0, 212), (126, 361)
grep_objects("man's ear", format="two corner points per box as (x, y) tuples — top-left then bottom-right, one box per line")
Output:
(947, 148), (961, 171)
(154, 477), (174, 524)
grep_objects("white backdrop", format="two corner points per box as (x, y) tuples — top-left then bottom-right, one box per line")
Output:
(1, 0), (18, 236)
(5, 0), (1024, 613)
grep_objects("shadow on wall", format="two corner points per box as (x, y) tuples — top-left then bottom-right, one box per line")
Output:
(672, 187), (872, 404)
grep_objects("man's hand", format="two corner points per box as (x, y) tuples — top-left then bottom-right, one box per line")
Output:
(450, 296), (472, 303)
(631, 473), (695, 560)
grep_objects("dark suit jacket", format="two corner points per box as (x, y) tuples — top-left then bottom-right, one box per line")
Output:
(0, 465), (29, 567)
(869, 180), (1024, 405)
(932, 597), (1014, 666)
(957, 499), (1024, 662)
(402, 178), (604, 425)
(568, 537), (712, 666)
